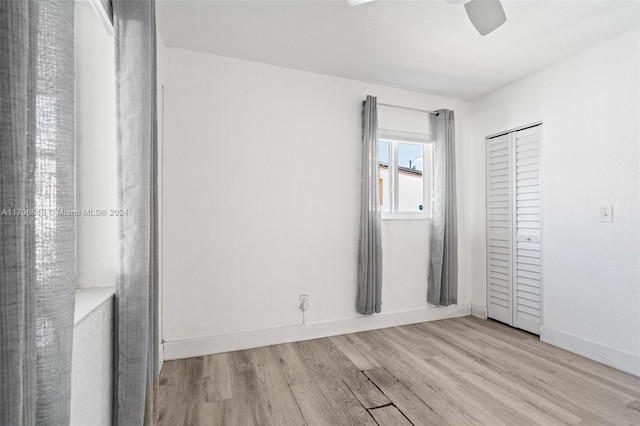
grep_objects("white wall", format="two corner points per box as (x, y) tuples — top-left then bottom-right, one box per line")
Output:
(70, 295), (113, 426)
(161, 47), (473, 357)
(470, 28), (640, 374)
(75, 1), (117, 288)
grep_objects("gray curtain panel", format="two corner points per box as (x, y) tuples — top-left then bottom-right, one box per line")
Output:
(428, 110), (458, 306)
(0, 1), (76, 424)
(357, 95), (383, 315)
(113, 0), (160, 424)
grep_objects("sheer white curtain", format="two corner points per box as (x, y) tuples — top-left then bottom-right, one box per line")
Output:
(0, 1), (76, 424)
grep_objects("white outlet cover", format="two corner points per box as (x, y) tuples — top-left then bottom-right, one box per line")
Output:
(599, 206), (613, 223)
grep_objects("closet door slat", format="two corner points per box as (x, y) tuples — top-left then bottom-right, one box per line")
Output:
(486, 133), (513, 326)
(514, 126), (542, 335)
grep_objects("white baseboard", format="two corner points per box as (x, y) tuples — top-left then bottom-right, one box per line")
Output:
(541, 326), (640, 377)
(471, 304), (487, 319)
(163, 303), (471, 360)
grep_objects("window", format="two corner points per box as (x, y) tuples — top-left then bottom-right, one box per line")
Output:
(378, 131), (433, 219)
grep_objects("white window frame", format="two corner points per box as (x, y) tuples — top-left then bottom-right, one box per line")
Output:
(379, 129), (434, 220)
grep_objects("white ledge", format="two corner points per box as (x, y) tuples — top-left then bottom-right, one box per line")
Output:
(74, 286), (114, 326)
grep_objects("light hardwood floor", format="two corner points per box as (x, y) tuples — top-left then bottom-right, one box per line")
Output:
(158, 316), (640, 425)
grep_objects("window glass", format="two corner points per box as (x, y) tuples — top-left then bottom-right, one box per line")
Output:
(397, 142), (424, 212)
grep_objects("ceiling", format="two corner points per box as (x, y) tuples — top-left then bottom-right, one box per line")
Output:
(157, 0), (640, 101)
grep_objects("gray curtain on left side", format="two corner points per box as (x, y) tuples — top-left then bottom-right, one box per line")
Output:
(113, 0), (159, 424)
(0, 1), (76, 425)
(357, 96), (382, 315)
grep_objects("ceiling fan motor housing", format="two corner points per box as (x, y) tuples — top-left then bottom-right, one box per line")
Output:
(464, 0), (507, 36)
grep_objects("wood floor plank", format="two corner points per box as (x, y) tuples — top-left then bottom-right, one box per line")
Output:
(227, 350), (269, 421)
(158, 359), (204, 425)
(315, 378), (378, 426)
(329, 333), (380, 370)
(369, 406), (413, 426)
(361, 328), (462, 392)
(183, 389), (203, 425)
(435, 358), (558, 425)
(357, 333), (439, 396)
(199, 392), (270, 426)
(292, 340), (339, 384)
(158, 384), (187, 426)
(307, 338), (390, 409)
(390, 326), (442, 358)
(274, 342), (314, 386)
(249, 346), (306, 425)
(157, 384), (203, 426)
(443, 384), (519, 426)
(364, 367), (447, 426)
(290, 381), (341, 426)
(288, 340), (377, 424)
(228, 350), (258, 392)
(160, 356), (204, 386)
(201, 353), (233, 402)
(159, 361), (179, 386)
(414, 389), (482, 426)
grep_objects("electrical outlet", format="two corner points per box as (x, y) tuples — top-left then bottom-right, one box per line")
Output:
(299, 295), (309, 311)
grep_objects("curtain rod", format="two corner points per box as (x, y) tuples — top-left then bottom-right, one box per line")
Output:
(377, 102), (439, 116)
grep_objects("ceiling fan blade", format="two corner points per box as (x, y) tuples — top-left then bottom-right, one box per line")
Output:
(464, 0), (507, 36)
(347, 0), (375, 6)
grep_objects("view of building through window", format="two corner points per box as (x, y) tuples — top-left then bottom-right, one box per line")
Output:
(379, 138), (431, 216)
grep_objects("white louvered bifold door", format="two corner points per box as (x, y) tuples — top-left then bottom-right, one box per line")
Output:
(486, 124), (542, 334)
(513, 126), (542, 334)
(486, 133), (513, 326)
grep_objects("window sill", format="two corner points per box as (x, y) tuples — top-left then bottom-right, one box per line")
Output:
(381, 213), (431, 221)
(74, 286), (115, 326)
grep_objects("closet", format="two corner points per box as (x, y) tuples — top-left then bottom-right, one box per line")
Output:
(486, 124), (542, 335)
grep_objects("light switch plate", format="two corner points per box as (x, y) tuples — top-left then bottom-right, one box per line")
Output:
(600, 206), (613, 223)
